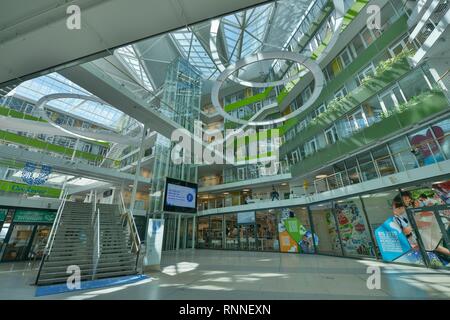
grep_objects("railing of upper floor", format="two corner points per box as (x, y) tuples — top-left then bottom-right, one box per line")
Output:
(198, 127), (450, 212)
(312, 130), (450, 194)
(198, 159), (291, 188)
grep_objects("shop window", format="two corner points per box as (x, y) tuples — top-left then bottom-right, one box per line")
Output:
(310, 203), (342, 255)
(334, 197), (376, 257)
(361, 189), (426, 266)
(224, 214), (238, 250)
(256, 210), (278, 252)
(399, 182), (450, 267)
(276, 207), (316, 253)
(209, 215), (223, 249)
(197, 216), (210, 248)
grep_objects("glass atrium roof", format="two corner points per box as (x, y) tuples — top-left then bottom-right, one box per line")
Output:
(9, 73), (125, 130)
(115, 45), (154, 91)
(171, 28), (218, 79)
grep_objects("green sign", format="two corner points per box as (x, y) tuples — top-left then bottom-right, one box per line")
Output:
(283, 218), (307, 243)
(0, 180), (60, 198)
(13, 210), (56, 223)
(0, 208), (6, 221)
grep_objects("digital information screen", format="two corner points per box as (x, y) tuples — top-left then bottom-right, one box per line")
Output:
(163, 177), (198, 213)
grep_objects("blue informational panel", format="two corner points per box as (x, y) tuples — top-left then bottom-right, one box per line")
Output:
(374, 217), (411, 262)
(144, 219), (165, 268)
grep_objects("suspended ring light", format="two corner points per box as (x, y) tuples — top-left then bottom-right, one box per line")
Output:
(211, 51), (325, 126)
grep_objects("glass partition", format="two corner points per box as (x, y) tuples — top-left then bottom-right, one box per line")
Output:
(209, 215), (223, 249)
(224, 213), (238, 250)
(255, 210), (278, 251)
(197, 216), (210, 249)
(361, 190), (426, 266)
(401, 181), (450, 268)
(310, 203), (342, 256)
(277, 207), (316, 254)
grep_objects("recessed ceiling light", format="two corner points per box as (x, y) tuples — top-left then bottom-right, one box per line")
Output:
(223, 192), (229, 195)
(316, 175), (327, 179)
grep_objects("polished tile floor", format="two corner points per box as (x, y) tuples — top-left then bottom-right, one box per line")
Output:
(1, 250), (450, 300)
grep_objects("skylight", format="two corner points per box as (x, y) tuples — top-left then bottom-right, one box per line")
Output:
(171, 28), (218, 79)
(10, 73), (125, 130)
(115, 45), (154, 92)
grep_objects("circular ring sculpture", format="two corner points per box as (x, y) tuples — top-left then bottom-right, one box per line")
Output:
(211, 51), (325, 126)
(210, 20), (303, 88)
(36, 93), (143, 144)
(209, 0), (344, 88)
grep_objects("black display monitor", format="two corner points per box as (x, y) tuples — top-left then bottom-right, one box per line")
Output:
(163, 177), (198, 213)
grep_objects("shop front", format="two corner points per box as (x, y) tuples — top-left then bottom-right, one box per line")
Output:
(196, 177), (450, 269)
(0, 208), (56, 263)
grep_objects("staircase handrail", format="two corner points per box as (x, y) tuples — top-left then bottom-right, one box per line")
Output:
(46, 191), (69, 256)
(35, 190), (69, 284)
(119, 193), (141, 254)
(92, 207), (101, 279)
(91, 191), (97, 224)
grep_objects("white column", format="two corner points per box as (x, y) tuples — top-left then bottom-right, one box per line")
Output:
(176, 213), (182, 250)
(130, 125), (147, 214)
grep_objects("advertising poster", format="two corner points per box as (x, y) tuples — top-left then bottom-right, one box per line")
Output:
(375, 217), (412, 262)
(278, 208), (318, 253)
(334, 202), (374, 256)
(144, 219), (164, 271)
(375, 180), (450, 266)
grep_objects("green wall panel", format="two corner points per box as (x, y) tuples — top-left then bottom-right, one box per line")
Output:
(279, 14), (409, 136)
(290, 91), (449, 177)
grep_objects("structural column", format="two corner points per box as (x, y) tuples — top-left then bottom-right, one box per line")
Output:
(192, 215), (196, 249)
(176, 213), (181, 250)
(130, 125), (147, 214)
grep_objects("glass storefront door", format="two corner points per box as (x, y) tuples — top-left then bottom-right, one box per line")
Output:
(238, 224), (256, 250)
(310, 203), (343, 256)
(408, 205), (450, 268)
(27, 225), (51, 260)
(2, 225), (35, 262)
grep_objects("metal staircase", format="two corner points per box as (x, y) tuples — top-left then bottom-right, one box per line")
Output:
(35, 193), (141, 286)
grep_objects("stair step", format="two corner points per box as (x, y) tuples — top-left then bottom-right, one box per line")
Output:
(45, 253), (135, 264)
(41, 262), (136, 274)
(37, 270), (137, 285)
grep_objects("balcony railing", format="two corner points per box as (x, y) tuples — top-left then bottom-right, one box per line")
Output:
(311, 131), (450, 193)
